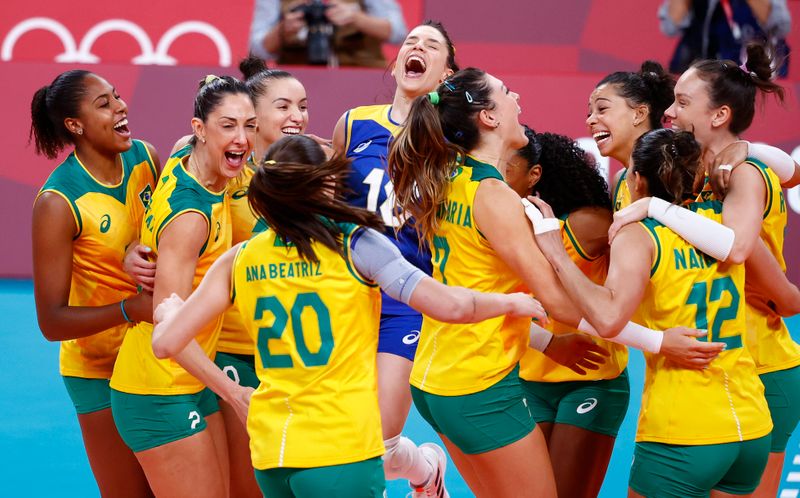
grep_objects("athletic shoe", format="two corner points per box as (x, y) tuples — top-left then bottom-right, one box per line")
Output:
(409, 443), (449, 498)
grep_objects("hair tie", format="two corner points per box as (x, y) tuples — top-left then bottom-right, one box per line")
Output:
(454, 130), (464, 139)
(204, 74), (221, 86)
(263, 159), (276, 165)
(427, 91), (440, 106)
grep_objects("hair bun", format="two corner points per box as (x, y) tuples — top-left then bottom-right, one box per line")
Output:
(239, 54), (268, 80)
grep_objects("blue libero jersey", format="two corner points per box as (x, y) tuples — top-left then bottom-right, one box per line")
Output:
(343, 104), (432, 316)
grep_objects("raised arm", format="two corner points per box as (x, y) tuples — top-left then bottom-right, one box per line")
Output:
(349, 228), (548, 323)
(32, 193), (151, 341)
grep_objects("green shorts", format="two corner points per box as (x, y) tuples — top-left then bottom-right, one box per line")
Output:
(629, 435), (771, 497)
(411, 365), (534, 454)
(62, 376), (111, 415)
(520, 369), (630, 437)
(254, 456), (384, 498)
(110, 387), (220, 453)
(214, 352), (259, 389)
(760, 365), (800, 452)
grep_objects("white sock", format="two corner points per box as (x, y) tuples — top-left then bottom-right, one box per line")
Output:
(382, 435), (433, 486)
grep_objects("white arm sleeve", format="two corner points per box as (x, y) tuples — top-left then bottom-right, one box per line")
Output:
(647, 197), (734, 261)
(578, 319), (663, 353)
(350, 228), (426, 304)
(748, 142), (797, 184)
(529, 322), (554, 352)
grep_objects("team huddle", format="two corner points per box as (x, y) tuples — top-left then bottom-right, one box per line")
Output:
(29, 19), (800, 498)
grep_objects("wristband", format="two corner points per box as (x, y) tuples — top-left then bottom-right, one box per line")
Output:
(529, 322), (554, 352)
(578, 318), (663, 353)
(520, 198), (560, 234)
(120, 299), (133, 323)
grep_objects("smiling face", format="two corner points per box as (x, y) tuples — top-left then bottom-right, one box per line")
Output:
(194, 93), (257, 180)
(69, 74), (132, 154)
(586, 83), (644, 164)
(393, 25), (454, 98)
(255, 77), (308, 149)
(484, 74), (528, 150)
(664, 68), (717, 146)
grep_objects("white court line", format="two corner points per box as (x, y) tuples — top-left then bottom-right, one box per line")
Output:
(794, 454), (800, 465)
(780, 490), (798, 498)
(789, 472), (800, 483)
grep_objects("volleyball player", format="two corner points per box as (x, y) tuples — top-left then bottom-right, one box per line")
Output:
(507, 129), (627, 498)
(109, 76), (255, 498)
(530, 129), (773, 497)
(609, 44), (800, 497)
(585, 62), (674, 211)
(331, 20), (459, 497)
(149, 135), (547, 498)
(30, 70), (158, 497)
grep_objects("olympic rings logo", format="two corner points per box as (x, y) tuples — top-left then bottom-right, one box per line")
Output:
(1, 17), (232, 66)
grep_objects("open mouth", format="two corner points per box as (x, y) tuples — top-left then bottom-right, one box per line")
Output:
(404, 54), (427, 78)
(113, 118), (131, 137)
(593, 131), (611, 146)
(224, 151), (246, 168)
(281, 127), (301, 135)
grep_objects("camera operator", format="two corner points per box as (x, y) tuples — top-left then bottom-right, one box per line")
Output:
(249, 0), (408, 67)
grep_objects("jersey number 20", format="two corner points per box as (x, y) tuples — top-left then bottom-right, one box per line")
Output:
(255, 293), (334, 368)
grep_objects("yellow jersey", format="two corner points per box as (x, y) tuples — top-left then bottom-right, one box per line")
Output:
(110, 145), (232, 395)
(409, 156), (530, 396)
(520, 216), (628, 382)
(37, 140), (157, 379)
(613, 168), (631, 212)
(233, 223), (383, 469)
(742, 158), (799, 374)
(633, 201), (772, 445)
(218, 164), (262, 355)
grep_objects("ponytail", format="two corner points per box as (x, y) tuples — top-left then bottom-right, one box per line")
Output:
(691, 41), (784, 135)
(29, 70), (92, 159)
(389, 67), (493, 244)
(248, 135), (382, 263)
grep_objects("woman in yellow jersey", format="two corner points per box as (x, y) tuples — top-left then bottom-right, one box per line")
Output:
(331, 21), (459, 497)
(506, 128), (626, 498)
(529, 129), (775, 497)
(215, 55), (310, 498)
(30, 70), (158, 497)
(109, 76), (256, 498)
(585, 61), (674, 212)
(148, 135), (546, 498)
(610, 44), (800, 497)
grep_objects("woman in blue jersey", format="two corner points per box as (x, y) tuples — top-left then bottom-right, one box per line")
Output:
(30, 70), (158, 497)
(331, 20), (459, 497)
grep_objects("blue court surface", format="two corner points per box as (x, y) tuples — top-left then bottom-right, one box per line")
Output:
(1, 279), (798, 497)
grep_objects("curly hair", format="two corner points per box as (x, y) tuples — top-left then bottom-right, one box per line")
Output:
(523, 129), (611, 218)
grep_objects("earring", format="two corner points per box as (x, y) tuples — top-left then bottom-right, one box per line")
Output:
(77, 129), (83, 135)
(201, 137), (206, 144)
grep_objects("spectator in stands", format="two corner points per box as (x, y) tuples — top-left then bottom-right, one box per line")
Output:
(249, 0), (407, 68)
(659, 0), (791, 76)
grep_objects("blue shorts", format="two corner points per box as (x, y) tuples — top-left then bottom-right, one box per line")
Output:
(378, 313), (421, 362)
